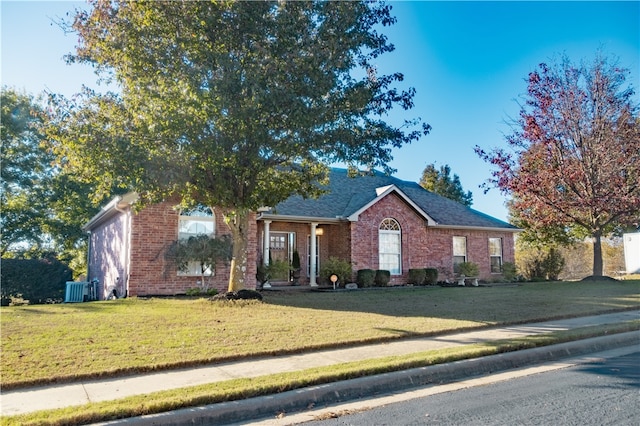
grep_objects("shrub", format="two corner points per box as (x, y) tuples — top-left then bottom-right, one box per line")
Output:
(186, 287), (219, 297)
(520, 247), (565, 281)
(501, 262), (517, 282)
(542, 248), (565, 281)
(319, 257), (352, 285)
(356, 269), (375, 287)
(408, 269), (427, 285)
(291, 250), (301, 270)
(374, 270), (391, 287)
(455, 262), (479, 277)
(256, 259), (291, 285)
(1, 257), (72, 304)
(185, 287), (202, 296)
(424, 268), (439, 285)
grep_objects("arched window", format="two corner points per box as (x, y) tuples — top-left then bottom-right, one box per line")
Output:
(178, 206), (215, 240)
(177, 206), (216, 276)
(379, 218), (401, 275)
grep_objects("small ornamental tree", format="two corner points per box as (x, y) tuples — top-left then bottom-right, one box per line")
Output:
(47, 0), (430, 292)
(476, 54), (640, 277)
(166, 235), (232, 292)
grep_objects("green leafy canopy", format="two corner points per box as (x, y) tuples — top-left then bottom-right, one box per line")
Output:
(47, 1), (430, 289)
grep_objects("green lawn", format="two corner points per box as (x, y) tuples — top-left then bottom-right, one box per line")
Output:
(2, 280), (639, 389)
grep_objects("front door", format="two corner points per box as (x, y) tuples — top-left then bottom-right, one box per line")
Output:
(269, 232), (292, 282)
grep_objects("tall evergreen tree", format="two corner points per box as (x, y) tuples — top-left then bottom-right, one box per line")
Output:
(419, 164), (473, 206)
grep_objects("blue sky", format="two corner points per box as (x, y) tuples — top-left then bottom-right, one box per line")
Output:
(2, 1), (639, 221)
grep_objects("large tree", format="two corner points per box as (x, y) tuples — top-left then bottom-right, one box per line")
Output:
(419, 163), (473, 206)
(47, 1), (429, 291)
(476, 54), (640, 277)
(1, 88), (47, 256)
(1, 87), (103, 274)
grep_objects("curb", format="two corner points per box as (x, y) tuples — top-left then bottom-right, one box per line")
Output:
(99, 330), (639, 425)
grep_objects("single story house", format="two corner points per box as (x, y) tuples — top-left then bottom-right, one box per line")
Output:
(84, 168), (519, 299)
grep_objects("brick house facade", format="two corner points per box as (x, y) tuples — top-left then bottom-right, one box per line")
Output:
(85, 168), (518, 299)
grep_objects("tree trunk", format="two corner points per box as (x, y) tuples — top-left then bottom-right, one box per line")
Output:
(592, 231), (603, 277)
(224, 209), (251, 292)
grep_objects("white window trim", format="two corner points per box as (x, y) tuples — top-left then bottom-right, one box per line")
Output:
(453, 236), (467, 265)
(177, 206), (216, 277)
(379, 218), (402, 275)
(489, 237), (503, 274)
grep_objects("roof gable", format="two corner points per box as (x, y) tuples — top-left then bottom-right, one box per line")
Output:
(347, 184), (437, 225)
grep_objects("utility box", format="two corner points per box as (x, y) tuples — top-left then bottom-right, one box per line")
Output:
(65, 282), (89, 303)
(623, 233), (640, 274)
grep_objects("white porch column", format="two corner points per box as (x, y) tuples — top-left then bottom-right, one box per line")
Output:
(310, 222), (318, 287)
(263, 220), (271, 265)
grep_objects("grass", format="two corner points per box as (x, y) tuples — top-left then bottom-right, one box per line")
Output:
(2, 280), (638, 390)
(3, 321), (638, 426)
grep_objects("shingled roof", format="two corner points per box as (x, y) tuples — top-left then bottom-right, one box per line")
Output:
(265, 168), (518, 231)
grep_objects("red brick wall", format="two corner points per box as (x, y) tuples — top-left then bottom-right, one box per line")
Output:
(349, 193), (516, 284)
(128, 202), (257, 296)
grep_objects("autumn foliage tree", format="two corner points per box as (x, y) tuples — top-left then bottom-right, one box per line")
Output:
(47, 1), (429, 291)
(476, 54), (639, 277)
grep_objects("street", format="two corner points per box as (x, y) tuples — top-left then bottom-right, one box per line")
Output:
(297, 349), (639, 426)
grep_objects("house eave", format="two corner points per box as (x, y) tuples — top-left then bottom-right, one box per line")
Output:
(431, 224), (522, 233)
(83, 192), (138, 231)
(257, 213), (344, 224)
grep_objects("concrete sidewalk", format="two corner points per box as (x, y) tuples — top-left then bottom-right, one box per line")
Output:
(1, 310), (638, 418)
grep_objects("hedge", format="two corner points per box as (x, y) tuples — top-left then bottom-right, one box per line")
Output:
(356, 269), (375, 287)
(1, 257), (72, 304)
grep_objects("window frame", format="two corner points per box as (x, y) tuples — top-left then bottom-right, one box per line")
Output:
(453, 236), (467, 268)
(378, 218), (402, 275)
(177, 206), (216, 277)
(489, 237), (503, 273)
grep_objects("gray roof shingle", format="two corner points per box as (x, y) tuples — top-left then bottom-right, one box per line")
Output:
(270, 168), (517, 230)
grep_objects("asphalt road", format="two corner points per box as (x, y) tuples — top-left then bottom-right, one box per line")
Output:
(299, 349), (640, 426)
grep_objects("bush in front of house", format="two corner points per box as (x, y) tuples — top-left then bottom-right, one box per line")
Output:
(1, 257), (72, 304)
(501, 262), (517, 282)
(356, 269), (375, 287)
(186, 287), (218, 297)
(455, 262), (479, 277)
(424, 268), (439, 285)
(319, 257), (352, 286)
(408, 269), (427, 285)
(374, 270), (391, 287)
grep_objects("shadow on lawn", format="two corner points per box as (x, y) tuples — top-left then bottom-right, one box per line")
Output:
(261, 282), (640, 325)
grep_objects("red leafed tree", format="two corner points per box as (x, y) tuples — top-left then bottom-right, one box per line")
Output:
(476, 54), (640, 277)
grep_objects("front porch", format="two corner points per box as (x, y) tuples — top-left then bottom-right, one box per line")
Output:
(257, 215), (351, 288)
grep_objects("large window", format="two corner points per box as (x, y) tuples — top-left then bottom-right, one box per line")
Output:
(177, 206), (216, 276)
(379, 218), (401, 275)
(489, 238), (503, 273)
(453, 236), (467, 270)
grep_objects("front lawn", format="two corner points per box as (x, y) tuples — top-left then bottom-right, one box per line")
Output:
(2, 280), (638, 389)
